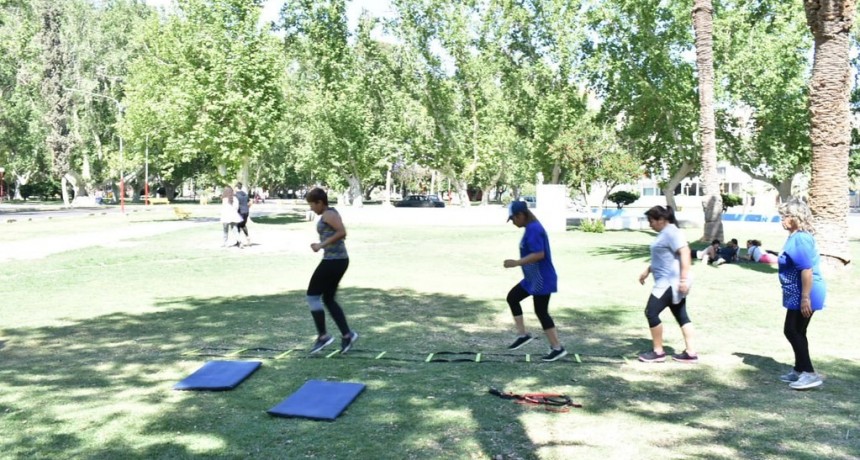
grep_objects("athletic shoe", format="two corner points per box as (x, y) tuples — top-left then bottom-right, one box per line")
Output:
(789, 372), (823, 390)
(780, 369), (801, 383)
(310, 335), (334, 354)
(507, 334), (535, 350)
(672, 351), (699, 363)
(340, 331), (359, 354)
(541, 347), (567, 362)
(638, 351), (667, 363)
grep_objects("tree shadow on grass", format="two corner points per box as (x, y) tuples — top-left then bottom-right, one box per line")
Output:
(253, 213), (307, 225)
(588, 243), (651, 261)
(1, 288), (859, 459)
(722, 261), (779, 274)
(0, 288), (536, 459)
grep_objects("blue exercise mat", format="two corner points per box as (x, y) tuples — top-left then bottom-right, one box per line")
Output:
(174, 360), (262, 391)
(267, 380), (366, 421)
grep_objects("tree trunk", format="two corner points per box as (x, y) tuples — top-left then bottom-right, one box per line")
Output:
(550, 161), (561, 184)
(453, 178), (470, 207)
(164, 183), (176, 200)
(60, 176), (71, 206)
(661, 161), (694, 213)
(347, 175), (363, 207)
(804, 0), (855, 269)
(13, 172), (29, 200)
(693, 0), (724, 242)
(775, 177), (794, 203)
(383, 163), (393, 206)
(480, 186), (491, 205)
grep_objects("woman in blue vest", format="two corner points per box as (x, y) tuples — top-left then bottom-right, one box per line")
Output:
(777, 199), (826, 390)
(503, 201), (566, 362)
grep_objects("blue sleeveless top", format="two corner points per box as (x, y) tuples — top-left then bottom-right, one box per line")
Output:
(317, 208), (348, 260)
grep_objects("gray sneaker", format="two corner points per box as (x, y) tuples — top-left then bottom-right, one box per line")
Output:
(340, 331), (359, 354)
(789, 372), (823, 390)
(779, 369), (800, 383)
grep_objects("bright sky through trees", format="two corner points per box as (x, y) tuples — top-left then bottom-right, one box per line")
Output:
(142, 0), (395, 34)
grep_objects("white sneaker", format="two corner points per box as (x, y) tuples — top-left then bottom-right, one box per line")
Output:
(789, 372), (823, 390)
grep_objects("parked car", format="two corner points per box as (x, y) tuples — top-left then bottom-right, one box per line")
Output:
(520, 196), (536, 208)
(395, 194), (446, 208)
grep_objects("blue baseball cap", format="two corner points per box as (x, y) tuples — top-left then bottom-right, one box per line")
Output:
(508, 201), (528, 221)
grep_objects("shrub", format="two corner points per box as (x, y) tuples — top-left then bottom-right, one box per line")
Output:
(579, 218), (605, 233)
(721, 193), (743, 212)
(20, 180), (61, 200)
(608, 190), (640, 209)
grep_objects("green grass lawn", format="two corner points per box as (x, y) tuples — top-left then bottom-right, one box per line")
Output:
(1, 212), (858, 459)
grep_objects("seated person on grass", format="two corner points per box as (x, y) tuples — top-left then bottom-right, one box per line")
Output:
(745, 239), (778, 264)
(714, 238), (740, 266)
(696, 239), (721, 265)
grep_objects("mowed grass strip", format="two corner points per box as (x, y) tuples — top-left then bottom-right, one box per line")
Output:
(0, 211), (857, 459)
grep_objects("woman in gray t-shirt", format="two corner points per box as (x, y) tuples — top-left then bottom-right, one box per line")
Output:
(637, 206), (698, 363)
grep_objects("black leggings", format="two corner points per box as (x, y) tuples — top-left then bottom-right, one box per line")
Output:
(237, 211), (249, 235)
(507, 284), (555, 330)
(307, 258), (350, 336)
(645, 288), (691, 328)
(784, 309), (814, 373)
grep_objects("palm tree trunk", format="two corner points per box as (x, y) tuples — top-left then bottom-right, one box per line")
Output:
(693, 0), (724, 242)
(804, 0), (855, 269)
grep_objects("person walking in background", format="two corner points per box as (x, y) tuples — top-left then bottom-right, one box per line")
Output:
(638, 205), (698, 363)
(777, 199), (826, 390)
(305, 187), (358, 354)
(219, 186), (242, 248)
(235, 182), (251, 247)
(503, 201), (567, 362)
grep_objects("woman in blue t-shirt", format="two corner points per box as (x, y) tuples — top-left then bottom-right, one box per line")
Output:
(777, 199), (826, 390)
(503, 201), (566, 362)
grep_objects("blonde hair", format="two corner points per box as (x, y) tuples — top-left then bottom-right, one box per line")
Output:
(778, 198), (815, 233)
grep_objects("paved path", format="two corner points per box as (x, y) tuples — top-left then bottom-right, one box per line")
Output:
(0, 219), (204, 262)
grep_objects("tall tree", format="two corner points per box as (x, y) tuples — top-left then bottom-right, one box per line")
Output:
(713, 0), (812, 202)
(0, 0), (47, 199)
(37, 0), (74, 205)
(584, 0), (699, 210)
(124, 0), (283, 194)
(280, 1), (397, 205)
(803, 0), (855, 268)
(692, 0), (723, 242)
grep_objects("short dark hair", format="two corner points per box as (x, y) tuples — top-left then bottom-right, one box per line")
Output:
(235, 182), (243, 189)
(306, 187), (328, 205)
(711, 239), (721, 245)
(643, 205), (677, 224)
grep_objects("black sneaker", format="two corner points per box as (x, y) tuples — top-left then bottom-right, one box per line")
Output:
(638, 350), (667, 363)
(671, 351), (699, 363)
(507, 334), (535, 350)
(541, 347), (567, 362)
(310, 335), (334, 354)
(340, 331), (359, 354)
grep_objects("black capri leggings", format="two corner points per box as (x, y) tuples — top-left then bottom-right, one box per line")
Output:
(507, 283), (555, 330)
(645, 287), (691, 328)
